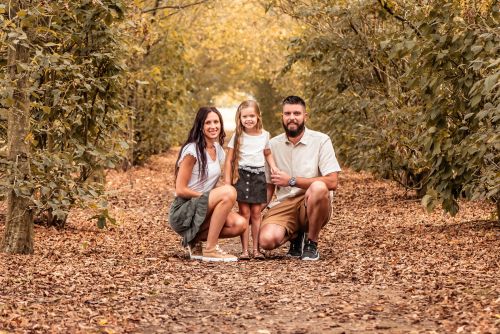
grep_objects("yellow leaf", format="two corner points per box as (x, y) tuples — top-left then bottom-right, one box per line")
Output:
(18, 10), (27, 18)
(24, 132), (34, 144)
(98, 319), (108, 326)
(3, 97), (15, 107)
(151, 66), (162, 76)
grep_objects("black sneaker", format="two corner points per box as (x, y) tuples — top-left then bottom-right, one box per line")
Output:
(286, 231), (304, 257)
(301, 239), (320, 261)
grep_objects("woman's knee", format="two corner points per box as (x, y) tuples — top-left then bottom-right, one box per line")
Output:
(226, 212), (248, 231)
(226, 185), (238, 200)
(217, 185), (237, 203)
(233, 214), (247, 233)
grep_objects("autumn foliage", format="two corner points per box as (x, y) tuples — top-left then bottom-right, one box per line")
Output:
(274, 0), (499, 218)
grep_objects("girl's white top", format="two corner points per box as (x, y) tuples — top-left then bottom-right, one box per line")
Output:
(228, 130), (270, 168)
(177, 142), (225, 193)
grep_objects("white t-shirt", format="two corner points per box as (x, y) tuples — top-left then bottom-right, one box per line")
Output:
(228, 130), (270, 167)
(177, 142), (225, 193)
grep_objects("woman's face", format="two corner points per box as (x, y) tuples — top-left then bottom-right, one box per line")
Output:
(203, 111), (221, 141)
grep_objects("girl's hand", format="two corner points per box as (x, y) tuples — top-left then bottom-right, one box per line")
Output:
(270, 166), (280, 175)
(270, 170), (291, 187)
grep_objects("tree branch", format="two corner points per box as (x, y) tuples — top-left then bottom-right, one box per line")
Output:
(142, 0), (210, 14)
(377, 0), (421, 37)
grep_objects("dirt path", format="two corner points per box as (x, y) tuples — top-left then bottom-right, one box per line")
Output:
(1, 149), (499, 333)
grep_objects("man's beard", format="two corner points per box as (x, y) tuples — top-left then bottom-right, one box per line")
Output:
(283, 120), (305, 138)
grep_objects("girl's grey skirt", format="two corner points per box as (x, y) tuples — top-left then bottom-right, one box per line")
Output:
(169, 192), (209, 247)
(234, 168), (267, 204)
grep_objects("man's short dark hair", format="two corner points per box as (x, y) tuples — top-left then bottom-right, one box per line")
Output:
(282, 96), (306, 108)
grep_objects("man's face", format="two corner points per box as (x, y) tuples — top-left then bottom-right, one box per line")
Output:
(282, 103), (306, 138)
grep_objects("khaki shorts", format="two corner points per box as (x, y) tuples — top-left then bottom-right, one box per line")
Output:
(262, 194), (333, 239)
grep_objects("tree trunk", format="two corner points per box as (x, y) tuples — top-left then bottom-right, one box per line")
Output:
(121, 84), (136, 171)
(496, 199), (499, 225)
(2, 1), (34, 254)
(128, 83), (138, 167)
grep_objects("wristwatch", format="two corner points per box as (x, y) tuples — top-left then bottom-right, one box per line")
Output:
(288, 176), (296, 187)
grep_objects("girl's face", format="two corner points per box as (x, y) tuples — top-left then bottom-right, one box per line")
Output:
(240, 107), (259, 131)
(203, 111), (221, 141)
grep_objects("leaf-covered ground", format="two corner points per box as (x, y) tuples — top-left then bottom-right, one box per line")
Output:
(1, 149), (499, 333)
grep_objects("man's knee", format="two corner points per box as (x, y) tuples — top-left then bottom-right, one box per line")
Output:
(307, 181), (329, 203)
(259, 234), (278, 250)
(308, 181), (328, 195)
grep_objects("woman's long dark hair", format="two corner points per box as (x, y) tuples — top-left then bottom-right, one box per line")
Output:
(175, 107), (225, 181)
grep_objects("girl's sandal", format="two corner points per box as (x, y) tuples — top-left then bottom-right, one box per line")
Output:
(253, 249), (265, 260)
(239, 250), (250, 260)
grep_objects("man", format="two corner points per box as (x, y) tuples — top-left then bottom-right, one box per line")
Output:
(259, 96), (341, 261)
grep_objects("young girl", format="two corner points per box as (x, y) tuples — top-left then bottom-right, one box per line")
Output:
(224, 100), (278, 260)
(169, 107), (246, 262)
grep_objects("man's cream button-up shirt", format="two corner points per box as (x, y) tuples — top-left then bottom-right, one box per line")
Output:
(268, 127), (341, 206)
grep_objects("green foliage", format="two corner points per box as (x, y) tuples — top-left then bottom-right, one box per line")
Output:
(278, 0), (499, 217)
(123, 15), (195, 164)
(1, 0), (128, 226)
(0, 0), (205, 227)
(253, 79), (283, 136)
(280, 1), (428, 189)
(393, 2), (500, 214)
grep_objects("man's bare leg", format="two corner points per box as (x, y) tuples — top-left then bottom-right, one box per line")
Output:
(305, 181), (330, 242)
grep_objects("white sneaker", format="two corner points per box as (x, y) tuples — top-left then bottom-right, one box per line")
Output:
(187, 242), (203, 260)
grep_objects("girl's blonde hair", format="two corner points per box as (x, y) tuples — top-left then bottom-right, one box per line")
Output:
(230, 100), (263, 184)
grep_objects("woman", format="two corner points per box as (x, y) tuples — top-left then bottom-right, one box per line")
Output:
(169, 107), (246, 262)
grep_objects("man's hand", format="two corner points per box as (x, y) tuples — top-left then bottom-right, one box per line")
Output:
(270, 170), (291, 187)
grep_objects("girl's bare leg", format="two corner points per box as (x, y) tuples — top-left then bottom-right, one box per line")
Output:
(238, 202), (251, 255)
(250, 204), (262, 252)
